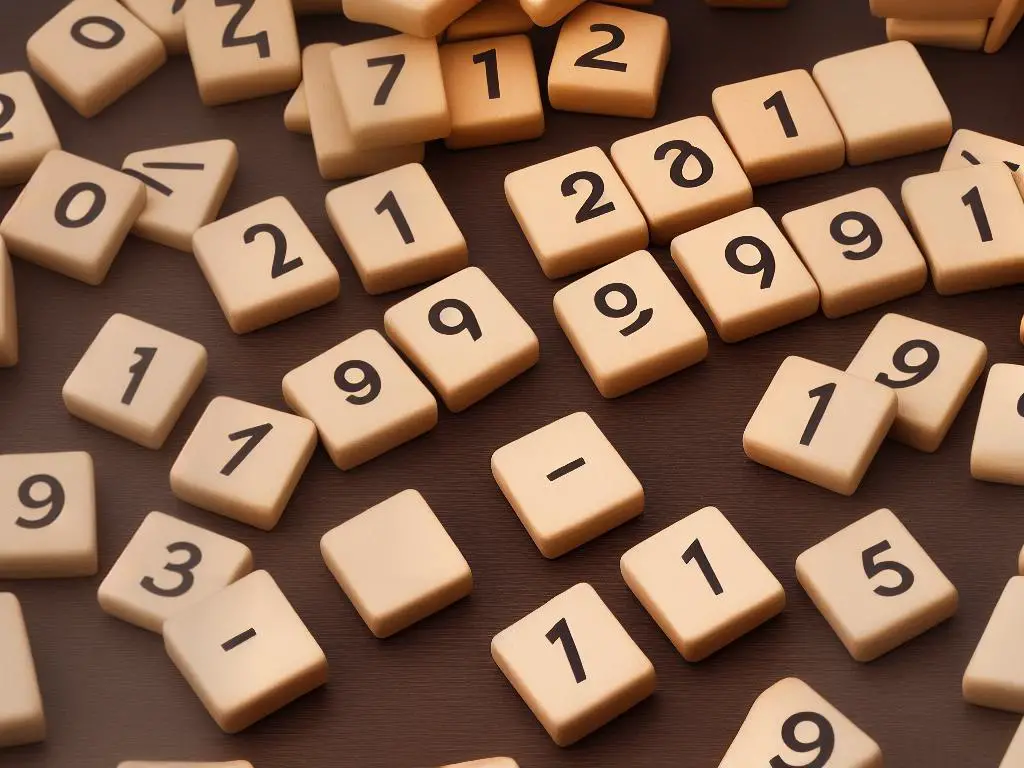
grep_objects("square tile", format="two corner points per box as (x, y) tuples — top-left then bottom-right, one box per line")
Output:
(0, 594), (45, 748)
(963, 576), (1024, 712)
(122, 0), (189, 54)
(519, 0), (586, 26)
(284, 80), (309, 133)
(941, 129), (1024, 174)
(886, 18), (989, 50)
(970, 363), (1024, 485)
(446, 0), (533, 41)
(0, 236), (17, 367)
(0, 71), (61, 187)
(342, 0), (483, 37)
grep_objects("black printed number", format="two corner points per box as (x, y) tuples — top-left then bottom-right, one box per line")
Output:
(15, 475), (64, 530)
(55, 182), (106, 229)
(764, 90), (798, 139)
(334, 360), (381, 405)
(375, 191), (414, 245)
(140, 542), (203, 598)
(862, 540), (915, 597)
(800, 382), (836, 447)
(0, 94), (15, 142)
(874, 339), (939, 389)
(962, 185), (993, 243)
(575, 24), (627, 72)
(472, 48), (500, 100)
(725, 235), (775, 289)
(122, 347), (157, 406)
(221, 423), (273, 476)
(654, 140), (714, 189)
(243, 223), (302, 279)
(215, 0), (270, 58)
(546, 617), (586, 683)
(172, 0), (186, 12)
(682, 538), (723, 595)
(594, 282), (652, 336)
(368, 54), (406, 106)
(429, 298), (482, 340)
(770, 712), (835, 768)
(830, 211), (883, 261)
(562, 171), (615, 223)
(70, 16), (126, 50)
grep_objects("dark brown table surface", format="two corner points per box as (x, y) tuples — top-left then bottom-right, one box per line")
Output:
(2, 2), (1024, 766)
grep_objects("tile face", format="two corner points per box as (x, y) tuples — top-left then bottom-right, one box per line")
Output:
(491, 583), (655, 746)
(284, 81), (309, 133)
(780, 187), (927, 319)
(98, 511), (254, 633)
(610, 116), (752, 245)
(192, 196), (340, 333)
(446, 0), (533, 41)
(812, 41), (952, 165)
(0, 594), (45, 748)
(0, 71), (61, 187)
(964, 576), (1024, 712)
(621, 506), (785, 662)
(63, 314), (207, 449)
(122, 0), (189, 54)
(491, 412), (643, 558)
(985, 0), (1024, 52)
(743, 356), (897, 496)
(970, 364), (1024, 486)
(505, 146), (648, 279)
(320, 489), (472, 638)
(797, 508), (958, 662)
(548, 3), (670, 119)
(519, 0), (587, 28)
(902, 164), (1024, 295)
(553, 250), (708, 398)
(0, 237), (17, 367)
(0, 150), (146, 285)
(846, 314), (987, 452)
(869, 0), (999, 18)
(27, 0), (166, 118)
(170, 397), (317, 530)
(941, 129), (1024, 175)
(384, 267), (539, 412)
(325, 163), (468, 295)
(0, 452), (97, 578)
(670, 207), (819, 343)
(122, 139), (239, 253)
(282, 329), (438, 469)
(163, 570), (328, 733)
(342, 0), (483, 37)
(886, 18), (989, 50)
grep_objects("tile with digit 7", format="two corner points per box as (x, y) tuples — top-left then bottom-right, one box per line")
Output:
(0, 594), (45, 748)
(970, 364), (1024, 486)
(0, 71), (61, 187)
(963, 576), (1024, 712)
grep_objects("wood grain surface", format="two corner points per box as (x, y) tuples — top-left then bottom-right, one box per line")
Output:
(2, 2), (1023, 767)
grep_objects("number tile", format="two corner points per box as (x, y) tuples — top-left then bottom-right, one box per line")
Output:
(985, 0), (1024, 52)
(519, 0), (587, 26)
(743, 356), (897, 496)
(282, 329), (438, 470)
(869, 0), (999, 18)
(886, 18), (989, 50)
(170, 396), (317, 530)
(98, 511), (254, 634)
(119, 763), (253, 768)
(0, 71), (61, 187)
(971, 364), (1024, 486)
(0, 593), (45, 748)
(121, 0), (189, 54)
(163, 569), (328, 733)
(0, 150), (146, 285)
(62, 314), (207, 449)
(1001, 719), (1024, 767)
(446, 0), (533, 41)
(284, 81), (310, 134)
(553, 250), (708, 398)
(0, 236), (17, 367)
(963, 576), (1024, 712)
(0, 452), (96, 579)
(621, 506), (785, 662)
(491, 412), (643, 558)
(342, 0), (484, 37)
(325, 163), (468, 295)
(942, 129), (1024, 174)
(490, 582), (655, 746)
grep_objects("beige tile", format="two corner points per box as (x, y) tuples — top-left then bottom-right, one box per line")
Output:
(441, 760), (517, 768)
(519, 0), (587, 26)
(325, 163), (467, 295)
(0, 150), (146, 285)
(554, 250), (707, 398)
(63, 314), (207, 449)
(902, 164), (1024, 295)
(870, 0), (999, 18)
(491, 583), (655, 746)
(743, 356), (897, 496)
(292, 0), (341, 13)
(847, 313), (987, 452)
(971, 364), (1024, 486)
(548, 3), (669, 119)
(342, 0), (483, 37)
(446, 0), (532, 41)
(886, 18), (989, 50)
(610, 116), (752, 245)
(284, 81), (309, 134)
(119, 763), (252, 768)
(670, 207), (819, 343)
(122, 0), (189, 54)
(0, 237), (17, 368)
(964, 576), (1024, 712)
(719, 678), (881, 768)
(1000, 719), (1024, 768)
(170, 396), (317, 530)
(27, 0), (166, 117)
(122, 139), (239, 253)
(184, 0), (300, 106)
(985, 0), (1024, 52)
(98, 511), (253, 633)
(164, 570), (328, 733)
(282, 329), (438, 469)
(942, 129), (1024, 174)
(491, 412), (642, 558)
(812, 41), (952, 165)
(0, 71), (61, 187)
(621, 506), (784, 662)
(0, 594), (45, 748)
(505, 146), (648, 279)
(384, 266), (539, 411)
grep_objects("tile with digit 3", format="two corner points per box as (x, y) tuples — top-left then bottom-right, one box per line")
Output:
(446, 0), (533, 41)
(970, 364), (1024, 486)
(0, 71), (61, 187)
(963, 576), (1024, 712)
(342, 0), (484, 37)
(121, 0), (189, 54)
(0, 236), (16, 367)
(0, 594), (46, 748)
(941, 129), (1024, 174)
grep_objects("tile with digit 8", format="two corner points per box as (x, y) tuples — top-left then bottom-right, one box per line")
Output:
(0, 71), (61, 187)
(941, 129), (1024, 174)
(886, 18), (989, 50)
(0, 594), (45, 748)
(970, 364), (1024, 486)
(963, 576), (1024, 712)
(122, 0), (189, 54)
(0, 237), (16, 367)
(491, 583), (655, 746)
(519, 0), (587, 26)
(870, 0), (1000, 18)
(446, 0), (533, 41)
(985, 0), (1024, 52)
(284, 81), (309, 134)
(342, 0), (483, 37)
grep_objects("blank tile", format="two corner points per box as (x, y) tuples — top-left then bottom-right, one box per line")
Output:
(0, 236), (16, 367)
(971, 364), (1024, 486)
(491, 583), (655, 746)
(743, 356), (897, 496)
(869, 0), (999, 18)
(342, 0), (483, 37)
(170, 396), (317, 530)
(942, 129), (1024, 174)
(446, 0), (533, 41)
(1001, 720), (1024, 768)
(985, 0), (1024, 52)
(98, 511), (254, 633)
(519, 0), (587, 27)
(0, 452), (97, 579)
(0, 594), (45, 748)
(621, 506), (785, 662)
(491, 412), (643, 558)
(122, 0), (189, 54)
(63, 314), (207, 449)
(0, 71), (61, 187)
(164, 570), (328, 733)
(284, 81), (309, 134)
(886, 18), (989, 50)
(964, 576), (1024, 712)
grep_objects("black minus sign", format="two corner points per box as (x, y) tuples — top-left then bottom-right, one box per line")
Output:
(221, 627), (257, 652)
(547, 457), (586, 482)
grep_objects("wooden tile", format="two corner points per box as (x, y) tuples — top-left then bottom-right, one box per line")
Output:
(0, 236), (17, 368)
(971, 364), (1024, 485)
(27, 0), (166, 117)
(284, 81), (309, 134)
(170, 396), (317, 530)
(812, 41), (952, 165)
(98, 511), (254, 633)
(491, 412), (643, 558)
(442, 761), (517, 768)
(282, 329), (438, 469)
(184, 0), (300, 106)
(505, 146), (648, 279)
(0, 452), (96, 579)
(0, 71), (61, 187)
(63, 314), (207, 449)
(743, 356), (897, 496)
(163, 569), (328, 733)
(0, 594), (45, 748)
(0, 150), (146, 285)
(942, 129), (1024, 174)
(325, 163), (468, 295)
(192, 196), (340, 333)
(670, 207), (819, 343)
(621, 506), (784, 662)
(553, 250), (708, 398)
(446, 0), (533, 41)
(122, 139), (239, 253)
(491, 583), (655, 746)
(963, 576), (1024, 712)
(547, 3), (670, 119)
(519, 0), (587, 26)
(1001, 719), (1024, 768)
(384, 266), (539, 412)
(122, 0), (189, 54)
(985, 0), (1024, 52)
(902, 164), (1024, 295)
(870, 0), (999, 18)
(342, 0), (483, 37)
(886, 18), (989, 50)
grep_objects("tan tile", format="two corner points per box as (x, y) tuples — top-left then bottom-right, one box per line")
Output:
(964, 576), (1024, 712)
(985, 0), (1024, 52)
(0, 71), (61, 187)
(342, 0), (483, 37)
(122, 0), (189, 54)
(519, 0), (586, 26)
(446, 0), (532, 41)
(970, 364), (1024, 486)
(869, 0), (999, 18)
(0, 594), (45, 748)
(0, 237), (17, 368)
(942, 129), (1024, 174)
(284, 81), (309, 134)
(886, 18), (989, 50)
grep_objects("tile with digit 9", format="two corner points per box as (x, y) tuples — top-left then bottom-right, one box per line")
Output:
(342, 0), (483, 37)
(971, 364), (1024, 486)
(0, 594), (45, 748)
(446, 0), (533, 41)
(0, 71), (61, 187)
(122, 0), (189, 54)
(941, 129), (1024, 175)
(0, 236), (16, 367)
(963, 576), (1024, 712)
